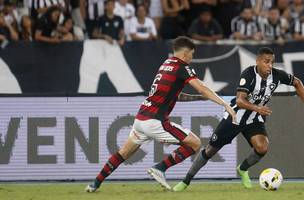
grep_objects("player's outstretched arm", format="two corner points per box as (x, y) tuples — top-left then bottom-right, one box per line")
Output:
(293, 77), (304, 102)
(188, 78), (236, 122)
(178, 92), (208, 102)
(236, 91), (272, 116)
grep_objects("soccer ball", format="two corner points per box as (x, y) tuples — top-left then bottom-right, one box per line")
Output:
(259, 168), (283, 191)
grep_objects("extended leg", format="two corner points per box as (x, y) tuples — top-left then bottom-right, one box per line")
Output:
(173, 144), (220, 191)
(85, 135), (140, 192)
(238, 134), (268, 188)
(149, 133), (201, 190)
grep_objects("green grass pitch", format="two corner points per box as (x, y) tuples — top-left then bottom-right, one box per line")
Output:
(1, 182), (304, 200)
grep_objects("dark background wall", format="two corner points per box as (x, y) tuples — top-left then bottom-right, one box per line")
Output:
(1, 41), (304, 95)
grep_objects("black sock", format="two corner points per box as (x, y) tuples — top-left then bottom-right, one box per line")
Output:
(240, 150), (265, 171)
(94, 178), (102, 188)
(154, 161), (167, 172)
(154, 144), (195, 172)
(94, 152), (125, 188)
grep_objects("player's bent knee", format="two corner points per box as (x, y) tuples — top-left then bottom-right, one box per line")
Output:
(255, 144), (268, 155)
(189, 137), (201, 152)
(182, 133), (201, 151)
(195, 137), (202, 150)
(205, 145), (220, 158)
(118, 138), (140, 160)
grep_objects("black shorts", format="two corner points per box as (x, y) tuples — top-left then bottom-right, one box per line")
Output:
(209, 118), (267, 148)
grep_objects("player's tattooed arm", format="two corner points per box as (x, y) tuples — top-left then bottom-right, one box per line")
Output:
(236, 92), (272, 116)
(293, 77), (304, 103)
(178, 92), (208, 101)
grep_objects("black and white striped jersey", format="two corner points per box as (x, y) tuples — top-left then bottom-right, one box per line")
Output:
(28, 0), (65, 9)
(87, 0), (105, 20)
(260, 18), (287, 40)
(245, 0), (273, 11)
(231, 16), (260, 37)
(28, 0), (65, 19)
(292, 19), (304, 36)
(224, 66), (294, 125)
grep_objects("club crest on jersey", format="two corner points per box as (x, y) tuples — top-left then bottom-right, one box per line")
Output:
(211, 134), (218, 141)
(269, 83), (276, 91)
(240, 78), (246, 86)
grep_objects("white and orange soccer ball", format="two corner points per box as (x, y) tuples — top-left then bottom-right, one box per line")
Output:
(259, 168), (283, 191)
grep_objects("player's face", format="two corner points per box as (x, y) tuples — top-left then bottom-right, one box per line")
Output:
(269, 9), (279, 23)
(183, 48), (194, 64)
(137, 6), (146, 18)
(256, 54), (274, 78)
(242, 9), (253, 21)
(106, 1), (115, 13)
(119, 0), (128, 5)
(294, 0), (302, 6)
(51, 10), (60, 23)
(199, 12), (211, 24)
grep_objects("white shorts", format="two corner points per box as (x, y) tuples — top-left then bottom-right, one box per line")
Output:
(129, 119), (191, 145)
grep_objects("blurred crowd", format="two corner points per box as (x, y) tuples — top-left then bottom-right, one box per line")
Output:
(1, 0), (304, 45)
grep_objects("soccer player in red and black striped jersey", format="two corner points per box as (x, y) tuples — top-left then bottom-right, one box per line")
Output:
(85, 36), (236, 192)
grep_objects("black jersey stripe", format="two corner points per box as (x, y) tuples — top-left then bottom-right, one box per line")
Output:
(158, 79), (176, 86)
(243, 77), (267, 124)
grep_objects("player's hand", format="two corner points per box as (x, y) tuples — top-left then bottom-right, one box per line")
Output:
(179, 5), (185, 11)
(50, 37), (61, 44)
(224, 104), (237, 124)
(104, 35), (113, 44)
(0, 34), (6, 41)
(256, 105), (272, 116)
(118, 38), (125, 46)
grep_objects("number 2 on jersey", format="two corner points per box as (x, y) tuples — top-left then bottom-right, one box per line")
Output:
(149, 74), (162, 97)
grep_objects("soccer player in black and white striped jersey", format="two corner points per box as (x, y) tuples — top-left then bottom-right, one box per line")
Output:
(173, 47), (304, 191)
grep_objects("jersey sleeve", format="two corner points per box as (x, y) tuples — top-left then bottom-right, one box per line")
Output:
(237, 68), (255, 94)
(276, 69), (294, 86)
(178, 65), (198, 83)
(150, 19), (157, 37)
(129, 18), (136, 34)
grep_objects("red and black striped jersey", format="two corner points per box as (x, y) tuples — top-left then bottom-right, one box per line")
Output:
(136, 57), (197, 121)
